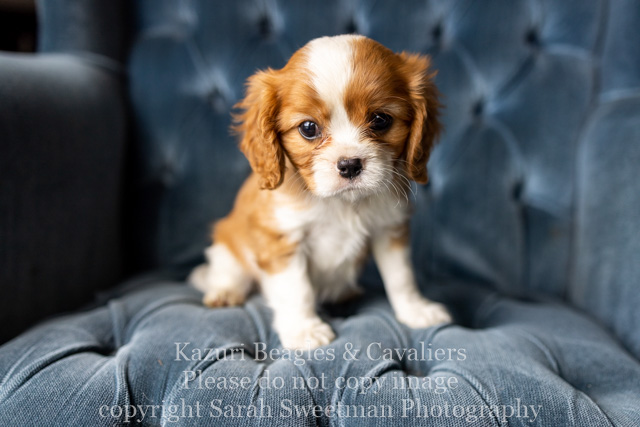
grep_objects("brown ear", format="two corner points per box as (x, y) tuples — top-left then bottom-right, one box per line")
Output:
(233, 70), (284, 190)
(398, 53), (442, 184)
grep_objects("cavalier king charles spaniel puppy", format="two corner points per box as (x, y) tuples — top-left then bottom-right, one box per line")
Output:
(190, 34), (451, 349)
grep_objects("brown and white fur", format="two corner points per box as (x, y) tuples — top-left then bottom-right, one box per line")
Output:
(189, 35), (451, 349)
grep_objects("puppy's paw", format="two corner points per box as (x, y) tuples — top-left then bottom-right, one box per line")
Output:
(203, 287), (246, 308)
(277, 317), (336, 349)
(395, 300), (452, 329)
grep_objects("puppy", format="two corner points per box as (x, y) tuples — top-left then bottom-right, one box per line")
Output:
(190, 34), (451, 349)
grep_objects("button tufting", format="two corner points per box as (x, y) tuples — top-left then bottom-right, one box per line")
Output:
(472, 99), (484, 118)
(254, 6), (284, 41)
(345, 18), (358, 34)
(512, 180), (524, 200)
(259, 14), (272, 37)
(159, 161), (177, 187)
(207, 87), (227, 114)
(432, 23), (443, 43)
(525, 29), (540, 47)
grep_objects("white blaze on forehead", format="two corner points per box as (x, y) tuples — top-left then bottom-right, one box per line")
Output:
(306, 35), (363, 146)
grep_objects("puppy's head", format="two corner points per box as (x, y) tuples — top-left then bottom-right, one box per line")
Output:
(234, 35), (441, 199)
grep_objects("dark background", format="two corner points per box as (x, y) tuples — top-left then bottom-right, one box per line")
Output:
(0, 0), (37, 52)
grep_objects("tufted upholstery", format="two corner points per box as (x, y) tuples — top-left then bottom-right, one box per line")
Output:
(1, 0), (640, 425)
(2, 281), (640, 425)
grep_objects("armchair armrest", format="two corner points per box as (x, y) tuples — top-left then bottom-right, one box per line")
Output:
(0, 52), (126, 343)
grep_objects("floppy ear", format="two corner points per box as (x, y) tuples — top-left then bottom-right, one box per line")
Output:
(398, 53), (442, 184)
(233, 70), (285, 190)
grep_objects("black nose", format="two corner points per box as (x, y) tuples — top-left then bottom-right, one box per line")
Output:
(337, 158), (363, 179)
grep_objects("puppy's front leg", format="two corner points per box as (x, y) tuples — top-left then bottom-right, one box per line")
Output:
(373, 227), (452, 328)
(260, 253), (335, 349)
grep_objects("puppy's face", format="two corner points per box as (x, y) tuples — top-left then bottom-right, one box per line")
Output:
(235, 35), (441, 200)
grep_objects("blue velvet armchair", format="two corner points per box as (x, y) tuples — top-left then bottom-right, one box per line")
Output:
(1, 0), (639, 425)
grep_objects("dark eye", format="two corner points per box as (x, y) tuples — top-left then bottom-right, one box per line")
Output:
(369, 113), (393, 132)
(298, 121), (321, 140)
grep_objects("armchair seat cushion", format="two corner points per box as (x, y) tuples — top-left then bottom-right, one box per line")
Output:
(1, 280), (638, 426)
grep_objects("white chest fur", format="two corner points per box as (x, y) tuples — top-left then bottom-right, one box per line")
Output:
(273, 191), (409, 302)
